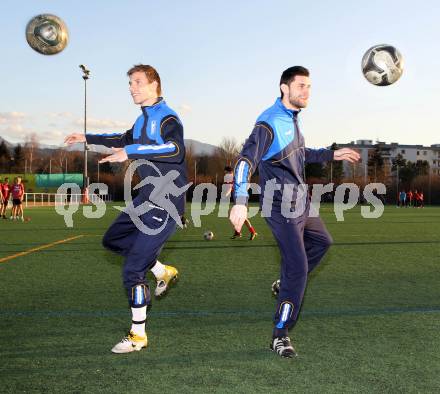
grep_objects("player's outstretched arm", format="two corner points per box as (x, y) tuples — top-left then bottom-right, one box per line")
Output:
(305, 147), (335, 163)
(65, 128), (134, 148)
(99, 147), (128, 163)
(333, 148), (361, 163)
(64, 133), (86, 145)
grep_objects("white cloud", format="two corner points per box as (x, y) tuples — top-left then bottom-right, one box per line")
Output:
(0, 126), (66, 146)
(0, 112), (28, 124)
(46, 112), (74, 119)
(0, 125), (30, 143)
(6, 124), (25, 132)
(0, 112), (33, 143)
(0, 112), (80, 145)
(73, 117), (131, 130)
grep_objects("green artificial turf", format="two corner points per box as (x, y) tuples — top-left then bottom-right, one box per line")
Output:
(0, 204), (439, 393)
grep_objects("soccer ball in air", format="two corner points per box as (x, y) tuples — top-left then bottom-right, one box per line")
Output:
(26, 14), (69, 55)
(361, 44), (403, 86)
(271, 279), (280, 297)
(203, 231), (214, 241)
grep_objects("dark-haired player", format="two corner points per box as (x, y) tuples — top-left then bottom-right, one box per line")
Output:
(230, 66), (360, 358)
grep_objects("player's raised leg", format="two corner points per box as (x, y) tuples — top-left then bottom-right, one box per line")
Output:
(101, 208), (177, 299)
(102, 211), (179, 298)
(270, 216), (332, 297)
(304, 216), (333, 274)
(111, 208), (177, 353)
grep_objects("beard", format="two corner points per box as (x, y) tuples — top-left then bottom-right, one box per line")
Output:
(288, 94), (308, 109)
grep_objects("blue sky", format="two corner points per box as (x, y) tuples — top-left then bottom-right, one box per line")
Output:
(1, 0), (440, 148)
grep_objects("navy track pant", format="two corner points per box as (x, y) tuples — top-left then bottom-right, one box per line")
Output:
(265, 211), (333, 337)
(102, 196), (177, 296)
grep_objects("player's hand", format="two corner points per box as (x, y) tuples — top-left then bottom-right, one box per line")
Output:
(99, 147), (128, 163)
(333, 148), (360, 163)
(229, 204), (248, 233)
(64, 133), (86, 145)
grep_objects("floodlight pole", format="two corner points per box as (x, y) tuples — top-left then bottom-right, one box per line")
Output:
(79, 65), (90, 192)
(84, 75), (88, 188)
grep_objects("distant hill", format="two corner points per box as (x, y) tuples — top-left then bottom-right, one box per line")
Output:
(0, 136), (13, 149)
(0, 137), (218, 156)
(0, 136), (60, 151)
(184, 139), (217, 156)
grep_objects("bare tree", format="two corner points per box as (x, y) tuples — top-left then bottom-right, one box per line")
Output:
(185, 144), (196, 183)
(23, 133), (40, 173)
(216, 137), (241, 166)
(53, 148), (69, 173)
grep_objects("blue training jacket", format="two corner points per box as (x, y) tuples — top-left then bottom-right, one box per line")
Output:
(233, 97), (334, 211)
(86, 98), (187, 215)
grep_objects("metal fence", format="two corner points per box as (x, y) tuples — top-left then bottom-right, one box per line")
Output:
(2, 193), (112, 207)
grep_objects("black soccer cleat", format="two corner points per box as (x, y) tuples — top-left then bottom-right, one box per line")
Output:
(270, 336), (298, 358)
(231, 231), (242, 239)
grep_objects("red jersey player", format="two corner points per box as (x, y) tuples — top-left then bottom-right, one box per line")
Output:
(0, 177), (11, 219)
(406, 190), (413, 207)
(418, 191), (424, 208)
(10, 177), (25, 221)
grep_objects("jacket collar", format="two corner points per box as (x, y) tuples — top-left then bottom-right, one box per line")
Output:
(141, 97), (165, 115)
(275, 97), (300, 119)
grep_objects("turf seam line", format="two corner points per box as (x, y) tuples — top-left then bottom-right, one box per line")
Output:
(0, 235), (85, 264)
(1, 306), (439, 318)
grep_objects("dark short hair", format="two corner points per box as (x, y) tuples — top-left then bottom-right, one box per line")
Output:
(280, 66), (310, 98)
(127, 64), (162, 95)
(224, 166), (233, 172)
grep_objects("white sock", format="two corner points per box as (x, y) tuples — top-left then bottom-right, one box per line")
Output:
(131, 306), (146, 337)
(150, 260), (166, 279)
